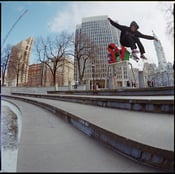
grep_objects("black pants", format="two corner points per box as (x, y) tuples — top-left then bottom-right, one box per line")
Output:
(120, 34), (145, 55)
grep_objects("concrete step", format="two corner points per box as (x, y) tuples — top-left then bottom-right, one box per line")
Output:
(47, 86), (174, 96)
(11, 92), (174, 114)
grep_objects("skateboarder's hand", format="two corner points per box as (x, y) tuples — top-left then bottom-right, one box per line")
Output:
(154, 37), (158, 42)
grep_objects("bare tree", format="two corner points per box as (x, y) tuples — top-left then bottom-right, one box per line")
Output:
(159, 3), (174, 41)
(1, 44), (12, 86)
(7, 47), (27, 87)
(72, 31), (98, 85)
(35, 32), (73, 87)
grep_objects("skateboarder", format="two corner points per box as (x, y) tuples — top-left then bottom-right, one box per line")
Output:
(108, 17), (158, 60)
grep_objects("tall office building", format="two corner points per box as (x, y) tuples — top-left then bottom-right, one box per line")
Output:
(153, 31), (167, 72)
(74, 15), (121, 88)
(7, 37), (34, 87)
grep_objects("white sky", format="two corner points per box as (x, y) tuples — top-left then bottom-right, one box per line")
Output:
(48, 1), (174, 68)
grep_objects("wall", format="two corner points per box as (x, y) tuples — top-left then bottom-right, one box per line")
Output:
(1, 85), (87, 95)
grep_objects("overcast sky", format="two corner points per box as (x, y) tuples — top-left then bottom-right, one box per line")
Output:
(1, 1), (174, 68)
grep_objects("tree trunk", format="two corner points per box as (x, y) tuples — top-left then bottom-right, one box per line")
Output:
(16, 73), (19, 87)
(2, 72), (5, 86)
(53, 70), (57, 90)
(79, 75), (84, 85)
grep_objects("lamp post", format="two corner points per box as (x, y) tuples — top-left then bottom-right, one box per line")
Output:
(41, 45), (46, 87)
(166, 71), (169, 87)
(92, 63), (95, 94)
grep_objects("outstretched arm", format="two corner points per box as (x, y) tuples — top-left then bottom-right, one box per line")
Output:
(108, 17), (128, 31)
(136, 31), (158, 41)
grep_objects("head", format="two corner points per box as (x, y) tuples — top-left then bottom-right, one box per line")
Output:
(130, 21), (139, 32)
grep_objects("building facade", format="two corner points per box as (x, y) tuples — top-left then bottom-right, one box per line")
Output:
(75, 15), (123, 89)
(7, 37), (34, 87)
(142, 32), (174, 87)
(27, 57), (74, 87)
(143, 62), (174, 87)
(110, 61), (138, 88)
(27, 63), (43, 87)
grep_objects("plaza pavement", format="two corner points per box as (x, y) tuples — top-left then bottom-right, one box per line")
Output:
(2, 98), (163, 172)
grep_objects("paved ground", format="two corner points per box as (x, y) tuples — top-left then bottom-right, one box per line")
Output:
(11, 95), (174, 151)
(3, 98), (161, 172)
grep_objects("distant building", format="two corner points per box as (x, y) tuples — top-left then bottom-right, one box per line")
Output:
(111, 61), (138, 88)
(7, 37), (34, 87)
(143, 32), (174, 87)
(62, 58), (74, 86)
(27, 63), (42, 87)
(142, 32), (174, 87)
(143, 63), (157, 87)
(74, 15), (121, 89)
(27, 57), (74, 87)
(130, 67), (139, 87)
(153, 31), (167, 72)
(143, 62), (174, 87)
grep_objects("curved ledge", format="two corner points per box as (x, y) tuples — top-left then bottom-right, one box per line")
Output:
(1, 99), (22, 172)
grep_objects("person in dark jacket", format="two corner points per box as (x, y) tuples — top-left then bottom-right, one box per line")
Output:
(108, 17), (158, 60)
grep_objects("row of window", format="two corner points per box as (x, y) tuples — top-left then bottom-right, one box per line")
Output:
(82, 21), (108, 27)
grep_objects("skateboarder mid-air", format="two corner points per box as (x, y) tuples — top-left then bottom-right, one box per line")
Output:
(108, 17), (158, 60)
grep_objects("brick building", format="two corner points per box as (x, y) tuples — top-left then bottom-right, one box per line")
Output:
(27, 57), (74, 87)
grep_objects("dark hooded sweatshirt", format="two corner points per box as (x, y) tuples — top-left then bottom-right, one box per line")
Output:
(108, 18), (155, 43)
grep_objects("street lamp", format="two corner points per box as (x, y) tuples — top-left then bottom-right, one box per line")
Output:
(92, 63), (95, 93)
(41, 45), (46, 87)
